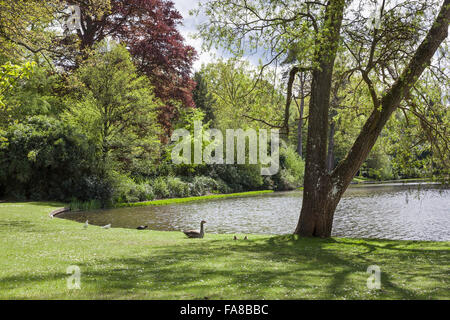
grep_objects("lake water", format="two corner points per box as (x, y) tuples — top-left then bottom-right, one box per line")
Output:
(59, 183), (450, 241)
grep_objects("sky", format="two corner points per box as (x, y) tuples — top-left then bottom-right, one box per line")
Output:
(171, 0), (265, 71)
(172, 0), (214, 71)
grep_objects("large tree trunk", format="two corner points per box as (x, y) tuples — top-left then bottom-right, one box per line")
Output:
(295, 0), (450, 237)
(294, 0), (346, 237)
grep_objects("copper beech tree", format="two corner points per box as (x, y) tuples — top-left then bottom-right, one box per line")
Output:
(197, 0), (450, 237)
(66, 0), (197, 136)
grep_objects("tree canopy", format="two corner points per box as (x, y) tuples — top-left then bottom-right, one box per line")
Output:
(66, 0), (197, 135)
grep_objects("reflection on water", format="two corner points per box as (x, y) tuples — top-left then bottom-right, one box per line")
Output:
(59, 184), (450, 241)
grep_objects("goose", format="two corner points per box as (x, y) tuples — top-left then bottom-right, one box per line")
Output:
(102, 224), (111, 229)
(183, 220), (206, 239)
(137, 225), (148, 230)
(83, 220), (89, 229)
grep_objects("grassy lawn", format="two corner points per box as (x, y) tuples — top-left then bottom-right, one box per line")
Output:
(0, 202), (448, 300)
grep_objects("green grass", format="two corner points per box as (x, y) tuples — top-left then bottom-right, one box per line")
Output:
(351, 177), (433, 184)
(352, 176), (372, 183)
(0, 202), (448, 300)
(115, 190), (274, 208)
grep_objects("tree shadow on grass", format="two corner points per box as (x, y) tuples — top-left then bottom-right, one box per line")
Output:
(0, 201), (65, 207)
(75, 236), (448, 299)
(0, 220), (37, 233)
(1, 235), (448, 299)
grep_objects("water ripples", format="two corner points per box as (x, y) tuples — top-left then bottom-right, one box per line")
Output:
(59, 184), (450, 241)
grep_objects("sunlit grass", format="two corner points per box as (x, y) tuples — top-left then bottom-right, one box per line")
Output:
(115, 190), (274, 208)
(0, 202), (448, 300)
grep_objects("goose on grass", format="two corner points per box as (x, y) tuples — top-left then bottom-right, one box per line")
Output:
(183, 220), (206, 239)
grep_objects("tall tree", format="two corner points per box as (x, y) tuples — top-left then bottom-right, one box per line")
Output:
(65, 44), (161, 175)
(65, 0), (197, 136)
(0, 60), (35, 139)
(192, 72), (216, 125)
(197, 0), (450, 237)
(200, 59), (285, 131)
(0, 0), (110, 59)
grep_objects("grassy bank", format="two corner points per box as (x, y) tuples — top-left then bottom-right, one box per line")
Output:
(115, 190), (274, 208)
(0, 202), (448, 300)
(351, 177), (433, 184)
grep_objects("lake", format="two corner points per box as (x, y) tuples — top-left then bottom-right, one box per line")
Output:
(59, 183), (450, 241)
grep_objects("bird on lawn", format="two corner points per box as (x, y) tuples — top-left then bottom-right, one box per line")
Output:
(244, 236), (248, 240)
(233, 236), (237, 241)
(83, 220), (89, 229)
(183, 220), (206, 239)
(102, 224), (111, 229)
(137, 225), (148, 230)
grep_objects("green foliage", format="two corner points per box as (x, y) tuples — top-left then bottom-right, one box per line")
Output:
(361, 151), (394, 181)
(190, 176), (218, 196)
(0, 0), (111, 59)
(151, 177), (171, 199)
(116, 190), (274, 208)
(106, 173), (241, 205)
(271, 146), (305, 190)
(200, 59), (284, 131)
(0, 0), (445, 206)
(64, 43), (161, 176)
(69, 199), (103, 211)
(193, 72), (216, 125)
(2, 62), (62, 122)
(167, 177), (191, 198)
(111, 174), (154, 204)
(0, 1), (60, 58)
(283, 146), (305, 182)
(0, 116), (103, 201)
(0, 61), (35, 130)
(207, 164), (263, 192)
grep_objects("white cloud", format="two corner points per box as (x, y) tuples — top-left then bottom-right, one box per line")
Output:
(172, 0), (267, 71)
(172, 0), (216, 71)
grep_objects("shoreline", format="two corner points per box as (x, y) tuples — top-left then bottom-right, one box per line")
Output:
(113, 190), (275, 208)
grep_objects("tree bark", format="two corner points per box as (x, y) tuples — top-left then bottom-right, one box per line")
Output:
(297, 102), (304, 158)
(296, 74), (306, 158)
(295, 0), (450, 237)
(283, 66), (299, 140)
(327, 119), (335, 172)
(294, 0), (346, 237)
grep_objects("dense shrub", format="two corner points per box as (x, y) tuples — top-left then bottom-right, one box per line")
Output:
(215, 178), (232, 194)
(206, 164), (261, 192)
(0, 116), (102, 201)
(271, 147), (305, 191)
(361, 152), (393, 181)
(0, 116), (305, 205)
(151, 177), (170, 199)
(112, 174), (154, 203)
(76, 175), (114, 204)
(167, 177), (191, 198)
(190, 176), (218, 196)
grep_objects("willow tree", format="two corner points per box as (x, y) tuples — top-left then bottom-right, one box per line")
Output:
(197, 0), (450, 237)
